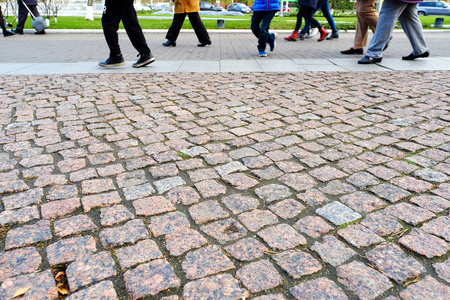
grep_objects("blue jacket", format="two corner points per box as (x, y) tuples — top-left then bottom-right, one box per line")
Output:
(253, 0), (280, 11)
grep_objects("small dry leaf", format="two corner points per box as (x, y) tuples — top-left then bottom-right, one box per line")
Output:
(56, 283), (70, 295)
(12, 287), (30, 298)
(54, 271), (65, 282)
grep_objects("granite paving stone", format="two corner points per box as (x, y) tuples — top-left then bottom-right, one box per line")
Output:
(224, 237), (268, 261)
(0, 270), (58, 300)
(182, 274), (249, 300)
(311, 235), (357, 267)
(278, 173), (317, 191)
(4, 220), (52, 250)
(360, 211), (404, 236)
(124, 259), (181, 299)
(0, 247), (41, 281)
(339, 191), (387, 214)
(433, 258), (450, 283)
(366, 243), (426, 284)
(182, 245), (235, 279)
(46, 185), (78, 201)
(66, 280), (118, 300)
(384, 203), (435, 225)
(257, 224), (307, 250)
(409, 195), (450, 213)
(66, 251), (117, 292)
(222, 172), (259, 190)
(236, 259), (283, 293)
(272, 249), (322, 279)
(338, 224), (385, 248)
(122, 183), (155, 200)
(253, 294), (287, 300)
(46, 235), (97, 266)
(100, 205), (134, 226)
(370, 183), (411, 203)
(319, 180), (356, 195)
(165, 229), (208, 256)
(293, 216), (333, 238)
(221, 193), (260, 214)
(391, 176), (434, 193)
(290, 277), (348, 300)
(399, 229), (449, 258)
(251, 165), (284, 180)
(149, 211), (191, 237)
(133, 195), (176, 216)
(255, 184), (292, 203)
(238, 209), (279, 232)
(399, 275), (450, 300)
(116, 239), (163, 269)
(0, 206), (40, 226)
(41, 197), (81, 219)
(316, 201), (361, 226)
(188, 200), (229, 224)
(99, 219), (149, 248)
(53, 214), (98, 237)
(296, 188), (331, 206)
(166, 186), (200, 205)
(420, 216), (450, 241)
(1, 187), (43, 210)
(194, 179), (227, 198)
(200, 218), (247, 244)
(309, 165), (348, 182)
(337, 261), (393, 300)
(268, 198), (305, 219)
(431, 183), (450, 200)
(81, 191), (122, 212)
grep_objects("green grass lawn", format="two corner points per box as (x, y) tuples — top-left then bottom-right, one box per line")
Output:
(4, 14), (449, 31)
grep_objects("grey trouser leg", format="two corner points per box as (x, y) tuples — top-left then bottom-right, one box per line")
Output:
(398, 3), (428, 56)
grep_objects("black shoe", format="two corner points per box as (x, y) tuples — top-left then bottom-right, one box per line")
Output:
(358, 55), (382, 64)
(340, 47), (363, 55)
(298, 31), (307, 40)
(98, 54), (125, 68)
(12, 29), (23, 35)
(197, 40), (212, 47)
(132, 53), (155, 68)
(402, 51), (430, 60)
(326, 31), (339, 40)
(35, 30), (46, 35)
(162, 40), (176, 47)
(3, 30), (15, 37)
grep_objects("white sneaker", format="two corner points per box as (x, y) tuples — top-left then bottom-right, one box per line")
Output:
(310, 27), (319, 37)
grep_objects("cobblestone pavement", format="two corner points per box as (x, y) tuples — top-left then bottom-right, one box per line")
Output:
(0, 70), (449, 300)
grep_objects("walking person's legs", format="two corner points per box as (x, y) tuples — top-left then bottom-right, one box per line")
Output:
(15, 1), (28, 33)
(398, 3), (429, 59)
(360, 0), (405, 63)
(1, 7), (14, 36)
(187, 12), (211, 46)
(164, 13), (186, 46)
(99, 0), (125, 67)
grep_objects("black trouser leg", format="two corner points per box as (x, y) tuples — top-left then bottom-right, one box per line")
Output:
(187, 12), (210, 43)
(166, 13), (186, 42)
(301, 6), (322, 29)
(122, 1), (150, 55)
(0, 8), (7, 33)
(102, 0), (127, 57)
(16, 3), (29, 31)
(188, 12), (210, 44)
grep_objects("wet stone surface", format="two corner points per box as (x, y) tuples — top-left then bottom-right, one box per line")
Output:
(1, 72), (450, 299)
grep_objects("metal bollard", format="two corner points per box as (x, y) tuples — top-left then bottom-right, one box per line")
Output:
(434, 18), (444, 28)
(217, 19), (225, 29)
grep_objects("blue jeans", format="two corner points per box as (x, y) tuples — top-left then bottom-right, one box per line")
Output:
(302, 0), (337, 33)
(366, 0), (428, 58)
(251, 10), (276, 52)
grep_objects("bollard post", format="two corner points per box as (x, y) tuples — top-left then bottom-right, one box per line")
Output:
(434, 18), (444, 28)
(217, 19), (225, 29)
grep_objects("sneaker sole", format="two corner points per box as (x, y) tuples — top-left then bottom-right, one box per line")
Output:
(259, 54), (267, 57)
(132, 57), (156, 68)
(98, 62), (125, 68)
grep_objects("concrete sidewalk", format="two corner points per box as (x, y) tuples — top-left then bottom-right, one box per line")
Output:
(0, 29), (449, 74)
